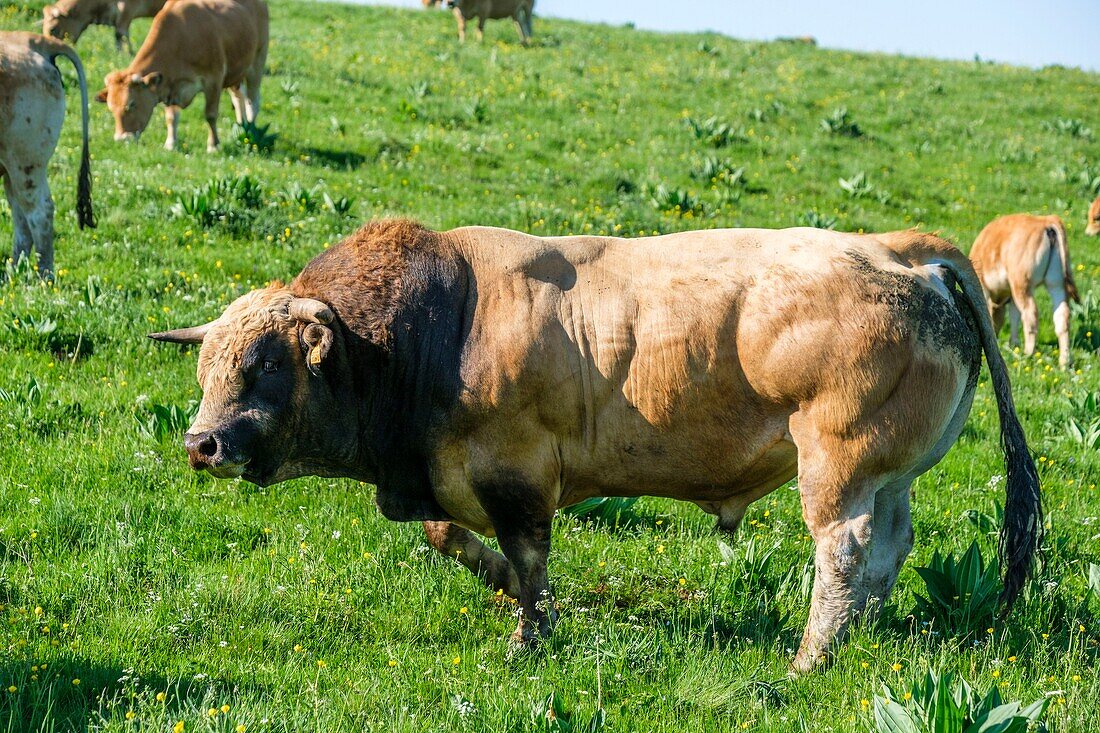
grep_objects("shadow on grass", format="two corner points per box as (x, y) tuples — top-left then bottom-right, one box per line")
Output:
(0, 657), (270, 731)
(290, 146), (368, 170)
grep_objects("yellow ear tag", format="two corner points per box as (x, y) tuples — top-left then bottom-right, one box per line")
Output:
(309, 345), (322, 366)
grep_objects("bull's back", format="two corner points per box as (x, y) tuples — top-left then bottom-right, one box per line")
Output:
(450, 227), (963, 502)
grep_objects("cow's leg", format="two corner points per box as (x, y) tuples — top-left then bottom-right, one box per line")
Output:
(454, 8), (467, 41)
(857, 479), (913, 615)
(475, 15), (486, 42)
(422, 520), (520, 597)
(5, 167), (54, 276)
(1048, 284), (1072, 368)
(1007, 301), (1021, 348)
(202, 83), (222, 152)
(1015, 290), (1039, 357)
(515, 6), (532, 44)
(3, 174), (33, 267)
(989, 301), (1006, 336)
(228, 85), (246, 125)
(243, 66), (263, 123)
(164, 106), (181, 151)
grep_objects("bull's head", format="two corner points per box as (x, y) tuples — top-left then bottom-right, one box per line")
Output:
(1087, 197), (1100, 237)
(42, 5), (84, 43)
(96, 70), (163, 142)
(150, 287), (354, 487)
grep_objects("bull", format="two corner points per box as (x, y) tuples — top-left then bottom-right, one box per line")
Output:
(151, 220), (1041, 672)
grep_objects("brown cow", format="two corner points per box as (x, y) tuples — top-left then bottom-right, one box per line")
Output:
(150, 221), (1041, 673)
(970, 213), (1080, 367)
(1087, 197), (1100, 237)
(95, 0), (268, 152)
(447, 0), (534, 44)
(0, 32), (94, 276)
(42, 0), (167, 53)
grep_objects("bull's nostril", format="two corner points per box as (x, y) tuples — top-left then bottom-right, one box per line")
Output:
(197, 434), (218, 457)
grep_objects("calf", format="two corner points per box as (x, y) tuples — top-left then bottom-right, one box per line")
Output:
(96, 0), (268, 152)
(1087, 197), (1099, 237)
(970, 213), (1080, 367)
(447, 0), (534, 44)
(42, 0), (167, 53)
(0, 32), (94, 276)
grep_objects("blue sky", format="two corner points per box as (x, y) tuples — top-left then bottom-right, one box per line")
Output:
(353, 0), (1100, 71)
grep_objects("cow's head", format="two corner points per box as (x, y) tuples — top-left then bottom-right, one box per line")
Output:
(96, 70), (164, 142)
(1087, 197), (1100, 237)
(42, 5), (84, 43)
(150, 287), (356, 487)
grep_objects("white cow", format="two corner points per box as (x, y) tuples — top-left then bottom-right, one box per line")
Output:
(0, 32), (94, 276)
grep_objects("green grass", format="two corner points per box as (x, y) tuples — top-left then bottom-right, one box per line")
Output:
(2, 1), (1100, 729)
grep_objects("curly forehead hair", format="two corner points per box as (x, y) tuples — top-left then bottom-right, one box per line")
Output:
(196, 286), (296, 385)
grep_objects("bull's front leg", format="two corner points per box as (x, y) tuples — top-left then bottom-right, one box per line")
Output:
(422, 521), (520, 598)
(475, 481), (556, 647)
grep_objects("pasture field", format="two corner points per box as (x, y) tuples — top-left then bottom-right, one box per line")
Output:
(1, 1), (1100, 729)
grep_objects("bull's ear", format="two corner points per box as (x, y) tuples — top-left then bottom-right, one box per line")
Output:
(142, 72), (164, 90)
(301, 323), (333, 376)
(95, 88), (108, 103)
(149, 320), (215, 344)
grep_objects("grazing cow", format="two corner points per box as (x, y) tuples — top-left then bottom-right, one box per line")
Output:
(0, 32), (94, 276)
(150, 221), (1041, 673)
(447, 0), (533, 44)
(96, 0), (269, 152)
(970, 213), (1080, 367)
(1087, 197), (1100, 237)
(42, 0), (167, 53)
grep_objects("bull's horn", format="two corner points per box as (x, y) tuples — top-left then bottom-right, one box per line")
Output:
(288, 298), (334, 324)
(148, 320), (216, 344)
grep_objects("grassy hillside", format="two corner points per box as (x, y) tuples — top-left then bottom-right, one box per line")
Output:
(1, 1), (1099, 730)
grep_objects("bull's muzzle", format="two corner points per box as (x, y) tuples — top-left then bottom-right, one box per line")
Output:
(184, 430), (246, 478)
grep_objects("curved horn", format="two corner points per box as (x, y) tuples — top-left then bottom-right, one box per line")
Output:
(288, 298), (334, 324)
(148, 320), (216, 344)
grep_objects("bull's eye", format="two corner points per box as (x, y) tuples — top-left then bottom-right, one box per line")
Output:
(262, 360), (279, 374)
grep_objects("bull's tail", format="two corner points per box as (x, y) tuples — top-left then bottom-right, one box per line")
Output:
(1046, 222), (1078, 304)
(33, 36), (95, 230)
(875, 230), (1042, 610)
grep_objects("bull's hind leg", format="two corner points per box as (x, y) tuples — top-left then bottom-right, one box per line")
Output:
(422, 520), (520, 598)
(791, 471), (876, 674)
(858, 479), (913, 614)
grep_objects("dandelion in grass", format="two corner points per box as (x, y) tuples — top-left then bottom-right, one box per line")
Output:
(72, 678), (80, 686)
(6, 686), (16, 693)
(174, 723), (184, 733)
(453, 656), (461, 666)
(157, 692), (167, 702)
(208, 708), (218, 717)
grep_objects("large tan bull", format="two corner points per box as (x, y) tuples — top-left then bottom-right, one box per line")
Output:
(970, 213), (1080, 367)
(0, 32), (94, 276)
(151, 221), (1041, 673)
(96, 0), (268, 152)
(42, 0), (167, 53)
(447, 0), (534, 44)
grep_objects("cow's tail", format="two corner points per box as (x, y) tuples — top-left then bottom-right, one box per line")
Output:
(876, 230), (1042, 610)
(35, 36), (95, 230)
(1046, 221), (1078, 304)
